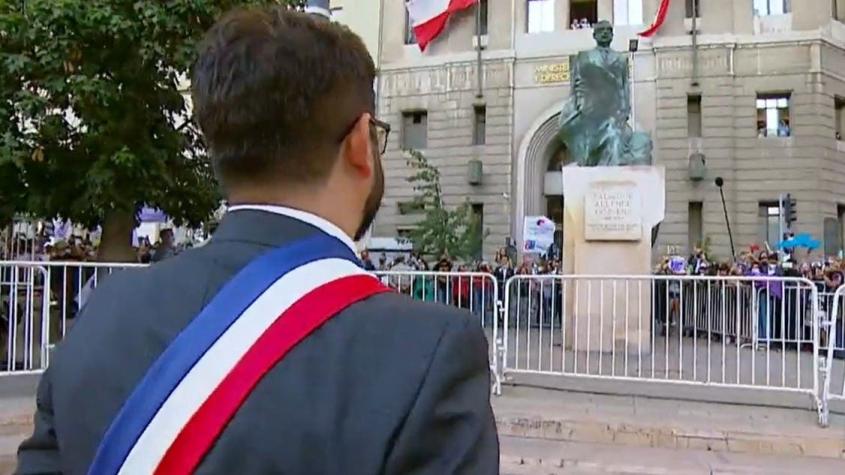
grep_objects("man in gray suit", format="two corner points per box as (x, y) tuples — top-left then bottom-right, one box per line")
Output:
(17, 7), (498, 474)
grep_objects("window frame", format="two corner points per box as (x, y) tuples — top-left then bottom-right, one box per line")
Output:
(613, 0), (644, 26)
(684, 0), (700, 18)
(753, 0), (791, 17)
(401, 110), (428, 150)
(478, 0), (489, 36)
(755, 93), (791, 138)
(687, 94), (702, 138)
(472, 105), (487, 146)
(404, 9), (417, 45)
(527, 0), (556, 34)
(758, 201), (782, 245)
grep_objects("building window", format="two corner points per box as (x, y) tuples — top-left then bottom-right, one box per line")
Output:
(471, 204), (484, 260)
(404, 9), (417, 44)
(687, 94), (702, 138)
(756, 94), (790, 137)
(753, 0), (790, 16)
(398, 201), (424, 215)
(688, 202), (703, 253)
(401, 111), (428, 150)
(613, 0), (643, 26)
(472, 106), (486, 145)
(759, 202), (781, 245)
(839, 204), (845, 252)
(836, 97), (845, 140)
(570, 0), (598, 28)
(527, 0), (555, 33)
(685, 0), (700, 18)
(478, 0), (489, 36)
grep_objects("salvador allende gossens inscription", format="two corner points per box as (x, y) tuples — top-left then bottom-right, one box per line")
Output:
(584, 182), (643, 241)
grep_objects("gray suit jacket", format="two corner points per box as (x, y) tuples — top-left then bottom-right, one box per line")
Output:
(16, 210), (499, 474)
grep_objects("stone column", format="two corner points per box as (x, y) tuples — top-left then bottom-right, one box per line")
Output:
(561, 166), (665, 355)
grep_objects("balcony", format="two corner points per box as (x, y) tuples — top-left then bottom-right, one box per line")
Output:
(753, 13), (793, 35)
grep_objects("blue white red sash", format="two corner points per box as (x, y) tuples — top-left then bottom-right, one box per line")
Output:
(88, 233), (389, 475)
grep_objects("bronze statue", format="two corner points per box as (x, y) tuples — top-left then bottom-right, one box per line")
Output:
(557, 21), (653, 167)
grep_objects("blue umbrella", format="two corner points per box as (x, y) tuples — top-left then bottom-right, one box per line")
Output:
(777, 233), (820, 251)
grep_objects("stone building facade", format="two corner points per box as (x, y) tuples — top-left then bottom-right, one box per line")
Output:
(373, 0), (845, 261)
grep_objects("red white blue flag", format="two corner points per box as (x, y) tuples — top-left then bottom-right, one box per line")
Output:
(406, 0), (478, 51)
(88, 233), (389, 474)
(639, 0), (671, 37)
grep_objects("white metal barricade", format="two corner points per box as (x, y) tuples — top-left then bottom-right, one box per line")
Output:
(1, 261), (143, 375)
(819, 285), (845, 427)
(502, 274), (821, 412)
(374, 271), (502, 395)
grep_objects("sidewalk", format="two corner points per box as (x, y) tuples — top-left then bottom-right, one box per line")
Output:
(500, 436), (845, 474)
(3, 375), (845, 472)
(493, 385), (845, 459)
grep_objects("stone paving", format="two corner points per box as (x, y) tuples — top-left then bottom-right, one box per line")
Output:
(499, 436), (845, 474)
(3, 370), (845, 473)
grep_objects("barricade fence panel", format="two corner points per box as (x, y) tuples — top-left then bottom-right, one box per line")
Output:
(1, 261), (143, 374)
(1, 264), (504, 396)
(820, 285), (845, 426)
(502, 275), (820, 401)
(373, 271), (502, 395)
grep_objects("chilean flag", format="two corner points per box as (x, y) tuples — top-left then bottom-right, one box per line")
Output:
(406, 0), (477, 51)
(638, 0), (671, 37)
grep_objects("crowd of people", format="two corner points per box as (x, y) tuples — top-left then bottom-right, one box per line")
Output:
(1, 228), (193, 264)
(654, 244), (845, 293)
(570, 18), (594, 30)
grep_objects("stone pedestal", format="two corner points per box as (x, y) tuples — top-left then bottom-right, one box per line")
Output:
(561, 166), (665, 355)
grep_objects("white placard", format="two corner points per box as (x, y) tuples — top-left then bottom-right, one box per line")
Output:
(523, 216), (556, 254)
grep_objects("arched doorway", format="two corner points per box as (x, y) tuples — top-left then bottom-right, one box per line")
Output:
(544, 143), (573, 254)
(513, 101), (568, 253)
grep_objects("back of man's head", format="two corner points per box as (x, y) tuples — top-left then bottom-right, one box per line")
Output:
(192, 7), (376, 193)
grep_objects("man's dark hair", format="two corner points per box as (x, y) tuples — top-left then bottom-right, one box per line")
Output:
(192, 8), (376, 190)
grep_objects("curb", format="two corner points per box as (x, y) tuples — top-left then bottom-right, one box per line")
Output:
(496, 416), (845, 459)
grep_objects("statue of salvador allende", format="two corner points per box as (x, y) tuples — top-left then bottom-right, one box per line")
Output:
(558, 20), (653, 167)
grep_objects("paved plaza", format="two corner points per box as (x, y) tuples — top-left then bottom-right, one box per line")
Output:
(4, 374), (845, 473)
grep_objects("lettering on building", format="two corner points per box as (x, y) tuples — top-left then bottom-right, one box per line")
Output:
(534, 63), (570, 84)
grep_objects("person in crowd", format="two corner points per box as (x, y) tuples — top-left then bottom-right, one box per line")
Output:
(435, 257), (453, 304)
(411, 259), (436, 302)
(151, 228), (176, 262)
(453, 264), (472, 309)
(359, 249), (376, 271)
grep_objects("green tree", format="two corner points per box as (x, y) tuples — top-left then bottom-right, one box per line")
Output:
(405, 150), (486, 261)
(0, 0), (303, 260)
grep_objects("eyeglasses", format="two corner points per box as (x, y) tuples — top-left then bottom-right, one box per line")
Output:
(370, 117), (391, 155)
(338, 115), (391, 156)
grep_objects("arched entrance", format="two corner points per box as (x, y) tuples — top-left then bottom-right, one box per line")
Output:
(544, 143), (573, 251)
(513, 103), (573, 253)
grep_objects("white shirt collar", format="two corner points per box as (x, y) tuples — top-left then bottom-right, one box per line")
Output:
(226, 204), (357, 253)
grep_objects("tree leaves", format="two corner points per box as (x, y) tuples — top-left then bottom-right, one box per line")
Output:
(405, 150), (486, 261)
(0, 0), (301, 231)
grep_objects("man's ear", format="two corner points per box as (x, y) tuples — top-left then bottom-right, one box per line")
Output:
(341, 114), (373, 179)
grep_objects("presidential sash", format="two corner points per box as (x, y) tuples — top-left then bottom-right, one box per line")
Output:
(88, 233), (389, 475)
